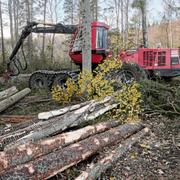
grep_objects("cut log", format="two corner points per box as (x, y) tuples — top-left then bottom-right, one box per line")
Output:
(0, 118), (40, 137)
(76, 127), (150, 180)
(0, 123), (143, 179)
(3, 97), (117, 150)
(38, 101), (92, 120)
(0, 115), (36, 124)
(0, 121), (120, 172)
(0, 88), (31, 113)
(0, 86), (18, 101)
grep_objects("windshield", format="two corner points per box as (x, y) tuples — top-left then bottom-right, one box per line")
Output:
(96, 27), (108, 49)
(72, 29), (83, 52)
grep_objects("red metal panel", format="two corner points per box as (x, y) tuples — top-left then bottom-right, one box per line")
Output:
(70, 53), (104, 64)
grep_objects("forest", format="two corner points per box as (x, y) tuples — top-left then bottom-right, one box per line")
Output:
(0, 0), (179, 71)
(0, 0), (180, 179)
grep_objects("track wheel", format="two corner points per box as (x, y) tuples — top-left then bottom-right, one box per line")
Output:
(51, 73), (70, 89)
(108, 63), (147, 88)
(29, 72), (49, 89)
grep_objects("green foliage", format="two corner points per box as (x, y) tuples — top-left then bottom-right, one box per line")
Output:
(113, 82), (142, 122)
(52, 59), (142, 122)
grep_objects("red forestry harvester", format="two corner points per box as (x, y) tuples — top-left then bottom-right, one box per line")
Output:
(6, 21), (111, 89)
(119, 48), (180, 78)
(5, 21), (180, 89)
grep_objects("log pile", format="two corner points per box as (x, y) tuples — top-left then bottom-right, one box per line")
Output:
(0, 97), (150, 179)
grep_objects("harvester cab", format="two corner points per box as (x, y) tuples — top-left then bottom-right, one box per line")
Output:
(69, 22), (110, 67)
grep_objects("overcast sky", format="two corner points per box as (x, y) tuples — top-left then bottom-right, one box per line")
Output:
(2, 0), (165, 38)
(148, 0), (164, 22)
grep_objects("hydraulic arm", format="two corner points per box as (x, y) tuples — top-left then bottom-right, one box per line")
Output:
(7, 22), (77, 76)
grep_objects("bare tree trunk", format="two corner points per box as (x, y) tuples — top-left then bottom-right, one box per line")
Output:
(0, 121), (120, 172)
(82, 0), (92, 73)
(169, 19), (173, 47)
(0, 0), (5, 64)
(92, 0), (98, 21)
(42, 0), (47, 62)
(26, 0), (33, 64)
(50, 34), (55, 62)
(0, 123), (143, 179)
(141, 0), (148, 48)
(120, 0), (124, 45)
(13, 0), (18, 42)
(76, 128), (149, 180)
(124, 0), (129, 48)
(8, 0), (14, 49)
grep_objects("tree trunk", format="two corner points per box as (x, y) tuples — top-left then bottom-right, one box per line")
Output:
(141, 0), (148, 48)
(76, 127), (149, 180)
(42, 0), (47, 62)
(124, 0), (129, 48)
(3, 97), (118, 150)
(0, 121), (120, 172)
(120, 0), (124, 45)
(0, 123), (143, 179)
(8, 0), (14, 49)
(0, 86), (18, 101)
(82, 0), (92, 73)
(13, 0), (18, 42)
(0, 0), (5, 64)
(50, 33), (55, 62)
(0, 88), (31, 113)
(26, 0), (33, 64)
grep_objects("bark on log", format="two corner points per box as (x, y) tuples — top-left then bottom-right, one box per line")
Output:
(0, 88), (31, 113)
(0, 118), (40, 137)
(0, 86), (18, 101)
(0, 121), (120, 172)
(76, 127), (150, 180)
(3, 97), (117, 150)
(0, 115), (36, 123)
(0, 123), (143, 179)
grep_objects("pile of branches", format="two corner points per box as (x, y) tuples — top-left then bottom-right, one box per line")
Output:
(0, 97), (149, 179)
(140, 80), (180, 117)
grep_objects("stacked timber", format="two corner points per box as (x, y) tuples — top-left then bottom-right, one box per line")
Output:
(0, 97), (150, 179)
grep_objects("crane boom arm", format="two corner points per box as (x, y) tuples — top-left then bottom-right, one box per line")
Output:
(7, 21), (77, 75)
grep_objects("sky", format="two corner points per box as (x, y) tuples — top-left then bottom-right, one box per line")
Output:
(2, 0), (165, 38)
(148, 0), (164, 23)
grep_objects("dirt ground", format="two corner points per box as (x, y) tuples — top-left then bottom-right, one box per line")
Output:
(102, 115), (180, 180)
(0, 84), (179, 180)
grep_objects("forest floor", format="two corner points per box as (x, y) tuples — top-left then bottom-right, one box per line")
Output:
(0, 81), (179, 180)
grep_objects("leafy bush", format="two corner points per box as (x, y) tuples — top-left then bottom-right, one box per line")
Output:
(52, 59), (142, 122)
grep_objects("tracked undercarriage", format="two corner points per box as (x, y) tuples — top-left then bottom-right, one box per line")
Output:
(29, 70), (79, 89)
